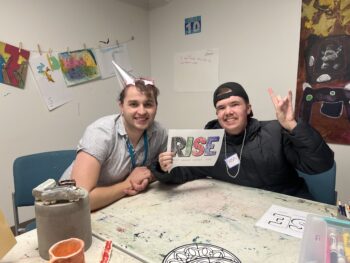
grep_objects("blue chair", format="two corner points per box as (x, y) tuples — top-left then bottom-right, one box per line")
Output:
(11, 150), (76, 235)
(297, 162), (337, 205)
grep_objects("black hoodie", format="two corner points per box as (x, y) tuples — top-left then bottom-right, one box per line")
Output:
(152, 118), (334, 199)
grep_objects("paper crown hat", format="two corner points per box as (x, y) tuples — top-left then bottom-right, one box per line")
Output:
(112, 60), (154, 88)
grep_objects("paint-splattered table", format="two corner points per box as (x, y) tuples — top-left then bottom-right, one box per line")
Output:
(0, 229), (141, 263)
(91, 179), (337, 263)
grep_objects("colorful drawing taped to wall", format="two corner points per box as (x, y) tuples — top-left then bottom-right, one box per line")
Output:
(0, 41), (30, 89)
(29, 52), (73, 111)
(58, 49), (100, 86)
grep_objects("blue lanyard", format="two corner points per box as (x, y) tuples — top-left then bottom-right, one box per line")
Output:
(126, 132), (148, 168)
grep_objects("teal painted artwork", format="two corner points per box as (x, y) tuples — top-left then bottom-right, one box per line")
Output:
(58, 49), (100, 86)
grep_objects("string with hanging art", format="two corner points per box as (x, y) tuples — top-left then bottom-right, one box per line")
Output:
(296, 0), (350, 145)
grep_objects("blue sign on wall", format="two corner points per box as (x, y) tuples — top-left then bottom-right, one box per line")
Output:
(185, 16), (201, 35)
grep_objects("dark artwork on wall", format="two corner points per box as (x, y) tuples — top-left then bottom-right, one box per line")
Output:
(296, 0), (350, 144)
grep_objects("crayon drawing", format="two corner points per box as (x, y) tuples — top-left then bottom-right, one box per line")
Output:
(30, 53), (72, 111)
(0, 41), (30, 89)
(58, 49), (100, 86)
(295, 0), (350, 144)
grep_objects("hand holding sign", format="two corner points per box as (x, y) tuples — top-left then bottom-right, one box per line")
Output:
(163, 129), (224, 171)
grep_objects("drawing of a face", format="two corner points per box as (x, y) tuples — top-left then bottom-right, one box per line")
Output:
(320, 44), (342, 70)
(215, 96), (251, 135)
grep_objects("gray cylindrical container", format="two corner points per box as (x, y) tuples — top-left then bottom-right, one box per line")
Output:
(35, 189), (92, 260)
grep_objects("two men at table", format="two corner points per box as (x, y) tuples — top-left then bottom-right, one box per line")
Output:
(64, 79), (334, 209)
(155, 82), (334, 199)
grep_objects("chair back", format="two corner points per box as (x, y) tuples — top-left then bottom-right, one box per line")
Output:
(12, 150), (76, 235)
(297, 162), (336, 205)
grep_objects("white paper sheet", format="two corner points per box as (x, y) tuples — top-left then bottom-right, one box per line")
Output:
(174, 48), (219, 92)
(167, 129), (224, 170)
(30, 53), (72, 111)
(94, 44), (132, 79)
(255, 204), (309, 238)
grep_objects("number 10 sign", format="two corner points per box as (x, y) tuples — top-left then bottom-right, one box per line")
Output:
(185, 16), (201, 35)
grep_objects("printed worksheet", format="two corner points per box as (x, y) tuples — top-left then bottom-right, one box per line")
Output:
(255, 204), (309, 238)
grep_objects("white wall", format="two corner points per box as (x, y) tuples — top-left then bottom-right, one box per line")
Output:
(149, 0), (349, 201)
(1, 0), (349, 227)
(0, 0), (151, 226)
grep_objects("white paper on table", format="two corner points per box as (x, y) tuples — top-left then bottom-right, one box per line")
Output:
(94, 43), (132, 79)
(167, 129), (224, 170)
(255, 204), (309, 238)
(29, 53), (72, 111)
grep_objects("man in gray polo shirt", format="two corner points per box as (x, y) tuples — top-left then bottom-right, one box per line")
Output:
(61, 79), (167, 211)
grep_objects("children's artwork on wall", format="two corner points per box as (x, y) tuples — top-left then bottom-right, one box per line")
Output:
(58, 49), (100, 86)
(94, 43), (132, 79)
(296, 0), (350, 145)
(0, 41), (30, 89)
(30, 53), (73, 111)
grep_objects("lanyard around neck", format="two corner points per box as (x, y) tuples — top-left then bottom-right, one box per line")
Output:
(126, 132), (148, 168)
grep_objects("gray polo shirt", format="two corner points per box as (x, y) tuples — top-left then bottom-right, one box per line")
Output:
(61, 114), (167, 186)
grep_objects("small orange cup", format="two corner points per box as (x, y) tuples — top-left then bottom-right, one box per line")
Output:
(48, 238), (85, 263)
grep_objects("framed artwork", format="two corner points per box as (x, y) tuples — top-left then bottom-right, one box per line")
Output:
(296, 0), (350, 144)
(58, 49), (100, 86)
(0, 41), (30, 89)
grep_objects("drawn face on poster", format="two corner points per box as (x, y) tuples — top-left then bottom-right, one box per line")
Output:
(296, 0), (350, 145)
(0, 41), (30, 89)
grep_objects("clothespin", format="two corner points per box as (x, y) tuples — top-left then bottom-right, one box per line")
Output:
(19, 42), (22, 53)
(131, 35), (135, 41)
(83, 43), (87, 50)
(67, 46), (70, 54)
(116, 40), (119, 48)
(37, 44), (42, 56)
(48, 48), (53, 57)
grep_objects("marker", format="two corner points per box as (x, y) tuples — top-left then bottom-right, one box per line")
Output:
(343, 231), (350, 263)
(329, 228), (337, 263)
(338, 201), (346, 217)
(337, 236), (346, 263)
(345, 204), (350, 219)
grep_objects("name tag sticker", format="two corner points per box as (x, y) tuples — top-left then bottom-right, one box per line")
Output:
(225, 153), (240, 168)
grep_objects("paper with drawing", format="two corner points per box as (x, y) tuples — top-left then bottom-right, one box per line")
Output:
(167, 129), (224, 170)
(255, 204), (309, 238)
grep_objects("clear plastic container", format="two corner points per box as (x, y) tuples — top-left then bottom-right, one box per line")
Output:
(299, 214), (350, 263)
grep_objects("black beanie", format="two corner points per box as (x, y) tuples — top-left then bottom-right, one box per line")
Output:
(213, 82), (249, 106)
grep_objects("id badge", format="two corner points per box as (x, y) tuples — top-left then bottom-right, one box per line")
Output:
(225, 153), (240, 168)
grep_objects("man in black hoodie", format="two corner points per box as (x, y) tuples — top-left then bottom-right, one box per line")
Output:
(153, 82), (334, 199)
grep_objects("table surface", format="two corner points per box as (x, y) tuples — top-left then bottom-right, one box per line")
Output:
(1, 179), (337, 263)
(0, 230), (141, 263)
(91, 179), (337, 263)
